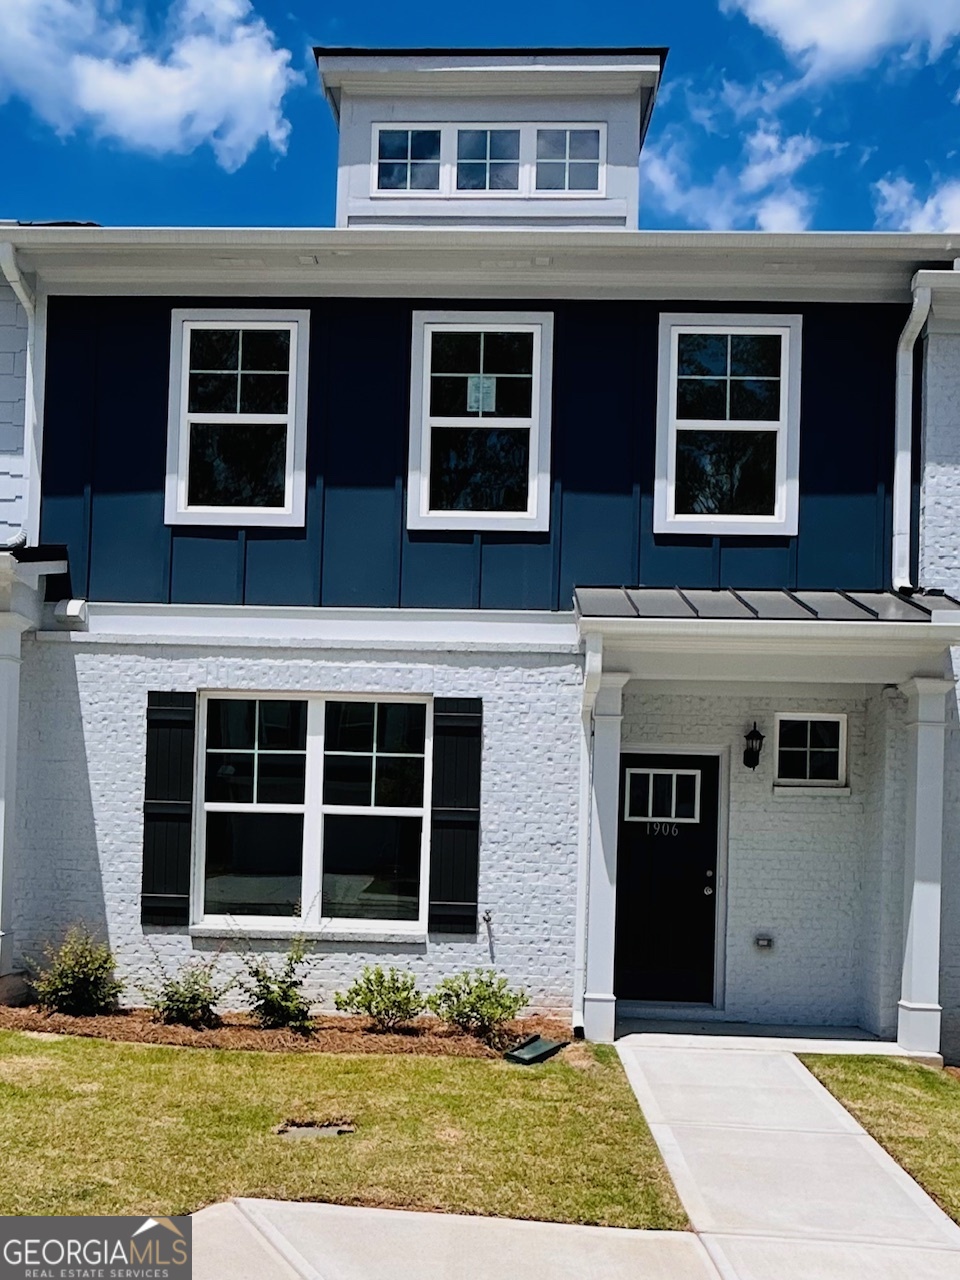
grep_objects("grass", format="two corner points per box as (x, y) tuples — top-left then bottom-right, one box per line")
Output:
(803, 1055), (960, 1224)
(0, 1030), (687, 1228)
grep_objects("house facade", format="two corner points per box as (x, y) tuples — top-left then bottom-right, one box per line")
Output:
(2, 48), (960, 1056)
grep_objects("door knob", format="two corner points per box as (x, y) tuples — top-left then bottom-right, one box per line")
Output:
(703, 886), (713, 896)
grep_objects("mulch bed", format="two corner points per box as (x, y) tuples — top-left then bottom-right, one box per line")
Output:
(0, 1005), (571, 1059)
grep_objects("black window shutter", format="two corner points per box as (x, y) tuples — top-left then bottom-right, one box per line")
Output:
(141, 692), (197, 926)
(429, 698), (482, 934)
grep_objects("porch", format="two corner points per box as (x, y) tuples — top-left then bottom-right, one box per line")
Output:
(575, 588), (960, 1056)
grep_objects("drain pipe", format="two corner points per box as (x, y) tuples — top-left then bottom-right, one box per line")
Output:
(892, 283), (932, 592)
(0, 243), (35, 550)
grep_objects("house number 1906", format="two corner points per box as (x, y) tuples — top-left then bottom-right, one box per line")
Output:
(646, 822), (679, 837)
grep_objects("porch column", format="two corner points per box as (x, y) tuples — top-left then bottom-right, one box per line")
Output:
(0, 625), (21, 982)
(583, 673), (629, 1043)
(897, 676), (954, 1053)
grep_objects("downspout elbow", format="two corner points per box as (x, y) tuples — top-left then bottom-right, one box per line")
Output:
(893, 284), (932, 592)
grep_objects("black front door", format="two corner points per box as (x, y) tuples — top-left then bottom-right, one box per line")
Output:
(614, 753), (721, 1004)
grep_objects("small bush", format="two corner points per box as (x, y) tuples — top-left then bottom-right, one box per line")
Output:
(148, 959), (232, 1029)
(32, 926), (124, 1016)
(242, 937), (314, 1034)
(334, 965), (425, 1030)
(427, 969), (527, 1043)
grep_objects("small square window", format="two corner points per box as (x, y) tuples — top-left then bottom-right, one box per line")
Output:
(655, 314), (802, 537)
(535, 128), (602, 191)
(408, 311), (554, 532)
(774, 715), (847, 787)
(377, 129), (441, 191)
(165, 311), (309, 527)
(456, 128), (520, 192)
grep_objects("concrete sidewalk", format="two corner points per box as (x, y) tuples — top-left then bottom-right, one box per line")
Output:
(192, 1199), (718, 1280)
(617, 1031), (960, 1280)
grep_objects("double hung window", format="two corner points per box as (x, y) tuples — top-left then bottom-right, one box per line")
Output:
(197, 695), (432, 930)
(408, 311), (553, 531)
(165, 310), (309, 527)
(655, 313), (802, 536)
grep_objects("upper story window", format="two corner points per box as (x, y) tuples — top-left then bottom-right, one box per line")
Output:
(377, 128), (441, 191)
(165, 310), (309, 528)
(407, 310), (554, 532)
(457, 129), (520, 191)
(654, 313), (802, 537)
(535, 128), (601, 191)
(372, 123), (605, 198)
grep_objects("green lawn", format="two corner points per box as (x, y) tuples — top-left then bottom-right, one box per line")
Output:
(803, 1055), (960, 1224)
(0, 1030), (686, 1228)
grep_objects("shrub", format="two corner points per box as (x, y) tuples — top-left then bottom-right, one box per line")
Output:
(242, 937), (314, 1034)
(32, 926), (124, 1016)
(148, 959), (232, 1029)
(334, 965), (425, 1030)
(427, 969), (527, 1043)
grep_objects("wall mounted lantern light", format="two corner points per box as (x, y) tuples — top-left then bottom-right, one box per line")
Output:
(743, 722), (765, 770)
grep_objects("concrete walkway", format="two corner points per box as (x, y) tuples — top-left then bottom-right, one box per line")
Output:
(617, 1031), (960, 1280)
(192, 1199), (719, 1279)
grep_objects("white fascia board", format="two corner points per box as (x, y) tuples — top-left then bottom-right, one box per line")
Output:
(578, 613), (960, 653)
(38, 602), (580, 653)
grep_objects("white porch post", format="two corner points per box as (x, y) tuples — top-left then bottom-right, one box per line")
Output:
(897, 676), (954, 1053)
(583, 673), (629, 1043)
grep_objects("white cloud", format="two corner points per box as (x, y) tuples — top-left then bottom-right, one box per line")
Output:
(874, 175), (960, 231)
(722, 0), (960, 76)
(0, 0), (301, 171)
(643, 123), (823, 231)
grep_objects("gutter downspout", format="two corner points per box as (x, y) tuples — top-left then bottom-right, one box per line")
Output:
(573, 633), (603, 1032)
(893, 282), (932, 592)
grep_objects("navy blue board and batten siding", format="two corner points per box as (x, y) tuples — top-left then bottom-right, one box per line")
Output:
(40, 296), (906, 609)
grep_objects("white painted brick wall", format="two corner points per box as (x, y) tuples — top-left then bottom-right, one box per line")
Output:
(918, 334), (960, 1060)
(620, 685), (902, 1031)
(0, 282), (26, 537)
(12, 637), (583, 1014)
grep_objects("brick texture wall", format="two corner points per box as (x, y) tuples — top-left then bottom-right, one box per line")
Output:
(13, 636), (583, 1014)
(620, 684), (902, 1032)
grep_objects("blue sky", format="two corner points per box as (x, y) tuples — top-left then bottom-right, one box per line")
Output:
(3, 0), (960, 231)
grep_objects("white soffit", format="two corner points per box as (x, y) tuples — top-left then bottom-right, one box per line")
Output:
(8, 229), (960, 302)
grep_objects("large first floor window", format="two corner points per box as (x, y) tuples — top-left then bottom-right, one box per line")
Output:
(197, 694), (431, 930)
(654, 312), (802, 537)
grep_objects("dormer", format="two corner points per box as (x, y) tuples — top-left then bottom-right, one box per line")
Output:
(315, 47), (666, 230)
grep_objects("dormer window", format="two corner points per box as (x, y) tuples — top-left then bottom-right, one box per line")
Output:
(371, 123), (606, 199)
(377, 128), (441, 191)
(457, 129), (520, 191)
(535, 128), (602, 191)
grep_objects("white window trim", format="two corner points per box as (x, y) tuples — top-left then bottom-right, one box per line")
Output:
(407, 309), (554, 532)
(654, 312), (802, 537)
(164, 309), (310, 528)
(370, 122), (606, 199)
(191, 692), (433, 936)
(773, 712), (848, 788)
(623, 767), (702, 824)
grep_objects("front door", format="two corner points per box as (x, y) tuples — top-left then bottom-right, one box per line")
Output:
(614, 753), (721, 1004)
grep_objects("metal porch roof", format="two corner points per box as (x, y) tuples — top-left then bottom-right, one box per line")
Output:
(573, 588), (960, 623)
